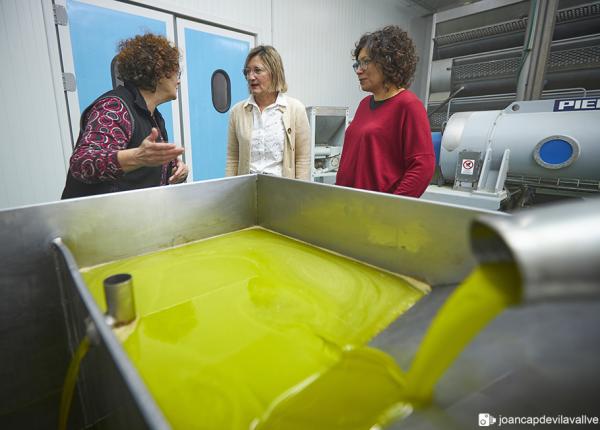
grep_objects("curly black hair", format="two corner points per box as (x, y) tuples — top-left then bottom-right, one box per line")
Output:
(116, 33), (180, 92)
(353, 25), (418, 89)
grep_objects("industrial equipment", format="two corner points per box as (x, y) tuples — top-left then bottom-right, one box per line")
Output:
(427, 1), (600, 131)
(306, 106), (348, 184)
(422, 1), (600, 212)
(422, 97), (600, 209)
(472, 198), (600, 300)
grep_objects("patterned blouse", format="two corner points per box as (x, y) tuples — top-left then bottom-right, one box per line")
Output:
(69, 97), (170, 184)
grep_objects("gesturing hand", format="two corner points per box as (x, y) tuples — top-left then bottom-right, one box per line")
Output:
(169, 158), (189, 184)
(117, 128), (186, 173)
(135, 128), (184, 167)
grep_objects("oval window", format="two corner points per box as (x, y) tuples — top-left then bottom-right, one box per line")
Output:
(539, 139), (573, 165)
(211, 69), (231, 113)
(533, 136), (579, 169)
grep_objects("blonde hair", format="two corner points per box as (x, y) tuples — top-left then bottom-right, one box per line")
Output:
(245, 45), (288, 93)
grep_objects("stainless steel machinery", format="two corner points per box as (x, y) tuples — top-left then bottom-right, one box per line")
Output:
(306, 106), (348, 185)
(423, 97), (600, 210)
(1, 175), (599, 429)
(427, 1), (600, 132)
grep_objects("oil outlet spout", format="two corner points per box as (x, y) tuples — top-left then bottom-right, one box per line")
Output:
(470, 198), (600, 302)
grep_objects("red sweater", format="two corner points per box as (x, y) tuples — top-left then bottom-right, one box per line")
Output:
(336, 90), (435, 197)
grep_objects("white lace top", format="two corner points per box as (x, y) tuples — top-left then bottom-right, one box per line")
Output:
(248, 93), (287, 176)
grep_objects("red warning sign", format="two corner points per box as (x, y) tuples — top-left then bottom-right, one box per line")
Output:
(461, 159), (475, 175)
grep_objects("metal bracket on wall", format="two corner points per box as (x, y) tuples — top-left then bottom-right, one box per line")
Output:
(53, 4), (68, 26)
(62, 73), (76, 92)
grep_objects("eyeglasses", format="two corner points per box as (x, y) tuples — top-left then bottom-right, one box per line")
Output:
(352, 59), (372, 72)
(242, 67), (267, 78)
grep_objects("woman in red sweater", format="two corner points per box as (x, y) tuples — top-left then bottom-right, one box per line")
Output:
(336, 25), (435, 197)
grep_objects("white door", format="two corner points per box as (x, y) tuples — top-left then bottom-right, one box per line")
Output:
(177, 20), (254, 181)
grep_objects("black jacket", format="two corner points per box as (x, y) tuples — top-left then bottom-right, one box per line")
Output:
(61, 82), (171, 199)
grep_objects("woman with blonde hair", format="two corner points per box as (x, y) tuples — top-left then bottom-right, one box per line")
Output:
(226, 45), (310, 180)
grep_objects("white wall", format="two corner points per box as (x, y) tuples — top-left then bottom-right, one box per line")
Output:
(273, 0), (429, 117)
(146, 0), (271, 41)
(0, 0), (429, 210)
(0, 0), (72, 210)
(144, 0), (430, 115)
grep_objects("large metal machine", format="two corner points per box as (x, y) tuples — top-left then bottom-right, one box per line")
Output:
(427, 1), (600, 132)
(2, 175), (599, 428)
(421, 1), (600, 210)
(423, 97), (600, 209)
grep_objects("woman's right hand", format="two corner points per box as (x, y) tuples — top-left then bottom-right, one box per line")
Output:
(118, 128), (184, 172)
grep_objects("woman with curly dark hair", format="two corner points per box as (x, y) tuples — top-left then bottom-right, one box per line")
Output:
(336, 26), (434, 197)
(62, 33), (188, 199)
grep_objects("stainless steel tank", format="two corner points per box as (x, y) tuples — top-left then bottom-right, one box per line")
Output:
(2, 175), (599, 429)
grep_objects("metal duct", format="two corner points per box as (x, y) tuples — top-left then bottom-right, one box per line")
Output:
(434, 2), (600, 60)
(429, 36), (600, 98)
(471, 198), (600, 301)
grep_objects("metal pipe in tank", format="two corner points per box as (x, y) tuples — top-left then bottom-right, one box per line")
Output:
(470, 198), (600, 302)
(103, 273), (136, 326)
